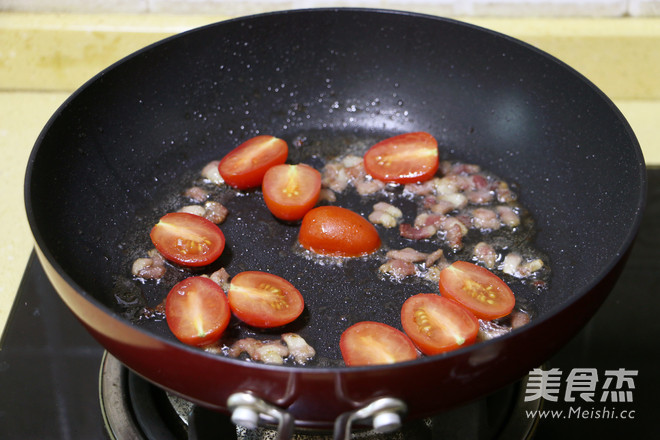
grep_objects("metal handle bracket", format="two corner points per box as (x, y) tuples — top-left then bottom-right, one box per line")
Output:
(227, 392), (406, 440)
(227, 392), (295, 440)
(333, 397), (407, 440)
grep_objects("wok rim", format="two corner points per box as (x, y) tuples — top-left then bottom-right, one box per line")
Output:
(23, 7), (647, 377)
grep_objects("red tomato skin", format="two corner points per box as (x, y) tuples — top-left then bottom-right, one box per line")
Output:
(439, 261), (515, 320)
(363, 132), (439, 184)
(228, 271), (304, 328)
(401, 294), (479, 356)
(218, 135), (288, 189)
(298, 206), (381, 257)
(150, 212), (225, 267)
(340, 321), (419, 366)
(165, 277), (230, 346)
(262, 164), (322, 221)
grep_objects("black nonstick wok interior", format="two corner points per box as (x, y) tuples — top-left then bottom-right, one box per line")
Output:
(108, 127), (552, 365)
(25, 7), (645, 421)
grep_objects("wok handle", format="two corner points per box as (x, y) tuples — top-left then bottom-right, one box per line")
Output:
(333, 397), (407, 440)
(227, 392), (406, 439)
(226, 392), (295, 440)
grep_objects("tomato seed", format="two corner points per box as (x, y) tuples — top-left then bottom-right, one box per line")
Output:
(256, 282), (289, 310)
(463, 279), (497, 304)
(175, 238), (211, 255)
(414, 309), (432, 336)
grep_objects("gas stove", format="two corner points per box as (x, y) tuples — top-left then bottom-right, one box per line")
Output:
(2, 168), (659, 439)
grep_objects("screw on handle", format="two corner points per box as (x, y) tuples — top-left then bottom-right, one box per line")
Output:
(230, 405), (260, 429)
(372, 411), (402, 433)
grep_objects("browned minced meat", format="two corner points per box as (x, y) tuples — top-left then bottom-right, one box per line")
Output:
(225, 333), (316, 365)
(318, 188), (337, 203)
(139, 297), (166, 320)
(207, 267), (231, 292)
(282, 333), (317, 364)
(379, 247), (449, 281)
(478, 320), (510, 341)
(502, 253), (545, 278)
(184, 186), (209, 202)
(473, 242), (497, 269)
(386, 247), (428, 263)
(400, 213), (469, 251)
(132, 249), (167, 280)
(511, 309), (531, 329)
(228, 338), (290, 364)
(347, 159), (538, 281)
(478, 309), (531, 341)
(471, 207), (501, 230)
(496, 205), (521, 227)
(321, 155), (387, 197)
(368, 202), (403, 228)
(399, 223), (437, 241)
(425, 248), (447, 267)
(201, 160), (223, 185)
(379, 258), (416, 279)
(203, 201), (229, 224)
(395, 161), (523, 251)
(179, 201), (229, 224)
(440, 217), (469, 251)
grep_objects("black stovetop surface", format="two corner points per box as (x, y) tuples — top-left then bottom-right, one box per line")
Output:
(2, 169), (659, 439)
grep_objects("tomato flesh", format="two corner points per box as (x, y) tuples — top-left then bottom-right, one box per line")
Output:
(363, 132), (439, 184)
(299, 206), (381, 257)
(439, 261), (515, 320)
(340, 321), (418, 366)
(228, 271), (304, 328)
(150, 212), (225, 267)
(262, 164), (322, 221)
(165, 277), (230, 346)
(401, 293), (479, 355)
(218, 135), (288, 189)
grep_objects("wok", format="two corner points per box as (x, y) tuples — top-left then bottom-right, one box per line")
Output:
(24, 8), (645, 436)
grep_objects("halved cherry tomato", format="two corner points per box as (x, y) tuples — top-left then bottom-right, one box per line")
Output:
(165, 276), (231, 346)
(340, 321), (419, 366)
(298, 206), (381, 257)
(218, 135), (288, 189)
(150, 212), (225, 267)
(262, 164), (322, 221)
(439, 261), (515, 320)
(363, 132), (439, 184)
(227, 271), (304, 328)
(401, 293), (479, 355)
